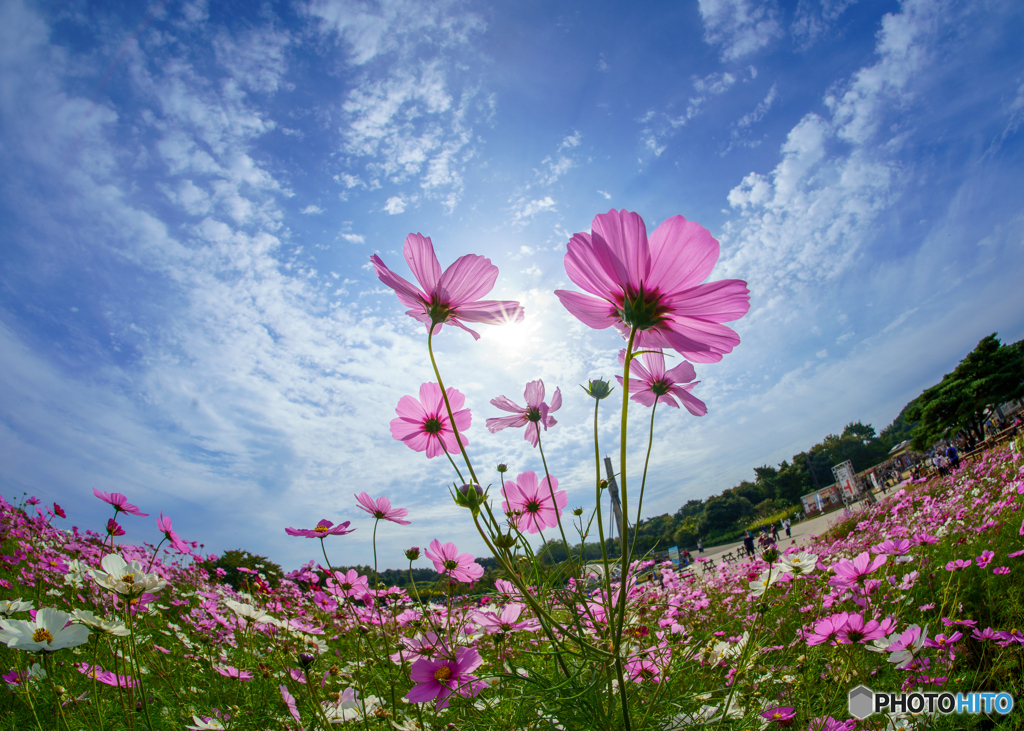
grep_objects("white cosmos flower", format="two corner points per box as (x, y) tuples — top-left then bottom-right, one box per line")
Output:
(89, 554), (167, 596)
(0, 607), (90, 652)
(63, 559), (87, 588)
(222, 599), (275, 625)
(0, 598), (34, 616)
(749, 569), (781, 596)
(186, 717), (226, 730)
(777, 552), (818, 575)
(72, 609), (130, 637)
(324, 688), (383, 722)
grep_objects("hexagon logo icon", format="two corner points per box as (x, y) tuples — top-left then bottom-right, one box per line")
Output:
(848, 685), (874, 720)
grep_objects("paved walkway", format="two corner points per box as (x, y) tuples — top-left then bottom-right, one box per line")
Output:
(684, 499), (873, 573)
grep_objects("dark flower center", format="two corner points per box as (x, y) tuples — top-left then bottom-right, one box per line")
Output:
(434, 666), (452, 681)
(618, 286), (667, 330)
(526, 407), (543, 423)
(427, 297), (452, 326)
(32, 629), (53, 644)
(423, 417), (443, 435)
(846, 630), (864, 643)
(524, 500), (541, 514)
(443, 559), (459, 571)
(650, 379), (670, 396)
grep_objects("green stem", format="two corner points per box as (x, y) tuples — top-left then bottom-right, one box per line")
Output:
(427, 328), (478, 486)
(628, 399), (658, 563)
(536, 430), (577, 577)
(145, 537), (167, 573)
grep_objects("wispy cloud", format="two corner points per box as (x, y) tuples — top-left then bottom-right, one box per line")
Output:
(697, 0), (784, 61)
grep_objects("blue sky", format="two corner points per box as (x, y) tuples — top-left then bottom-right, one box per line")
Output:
(2, 0), (1023, 571)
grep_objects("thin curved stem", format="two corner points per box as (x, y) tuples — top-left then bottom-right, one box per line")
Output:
(536, 430), (576, 575)
(427, 328), (478, 486)
(628, 399), (658, 563)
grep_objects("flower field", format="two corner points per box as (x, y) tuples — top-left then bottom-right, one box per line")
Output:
(0, 445), (1022, 730)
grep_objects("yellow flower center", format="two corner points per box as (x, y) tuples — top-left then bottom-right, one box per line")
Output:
(434, 666), (452, 681)
(121, 573), (136, 584)
(32, 628), (53, 644)
(314, 525), (329, 534)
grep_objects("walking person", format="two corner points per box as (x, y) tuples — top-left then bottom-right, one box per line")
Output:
(697, 539), (704, 554)
(771, 523), (779, 542)
(946, 443), (960, 470)
(784, 518), (792, 538)
(743, 532), (755, 558)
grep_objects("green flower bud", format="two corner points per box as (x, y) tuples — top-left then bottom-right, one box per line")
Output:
(453, 484), (485, 515)
(572, 507), (583, 516)
(405, 547), (420, 561)
(582, 378), (613, 400)
(493, 533), (516, 549)
(496, 463), (508, 473)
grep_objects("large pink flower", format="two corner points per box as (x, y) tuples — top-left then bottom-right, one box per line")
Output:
(614, 349), (706, 414)
(486, 379), (561, 448)
(156, 513), (194, 556)
(354, 493), (411, 525)
(501, 470), (567, 535)
(371, 233), (524, 339)
(554, 209), (750, 363)
(828, 552), (887, 589)
(405, 646), (485, 709)
(391, 383), (471, 459)
(285, 519), (355, 538)
(93, 489), (148, 517)
(424, 540), (484, 584)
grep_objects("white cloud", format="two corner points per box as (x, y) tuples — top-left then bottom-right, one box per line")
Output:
(697, 0), (784, 61)
(510, 196), (556, 226)
(340, 232), (365, 244)
(213, 27), (291, 93)
(816, 349), (828, 358)
(597, 190), (611, 200)
(383, 195), (407, 214)
(301, 204), (323, 215)
(791, 0), (858, 48)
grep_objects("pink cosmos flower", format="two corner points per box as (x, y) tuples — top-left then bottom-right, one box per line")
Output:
(828, 552), (887, 588)
(405, 646), (485, 709)
(554, 209), (750, 363)
(925, 631), (963, 648)
(808, 718), (856, 731)
(835, 614), (892, 644)
(760, 706), (796, 725)
(486, 379), (561, 447)
(424, 540), (484, 584)
(51, 504), (66, 519)
(391, 382), (471, 458)
(625, 657), (661, 683)
(501, 471), (566, 535)
(996, 629), (1024, 644)
(213, 665), (253, 681)
(156, 513), (194, 555)
(280, 685), (301, 723)
(106, 519), (125, 537)
(354, 493), (411, 525)
(77, 663), (138, 688)
(993, 566), (1011, 575)
(93, 489), (148, 517)
(972, 627), (998, 641)
(945, 559), (971, 571)
(371, 233), (524, 339)
(1008, 549), (1024, 558)
(615, 348), (706, 414)
(975, 550), (995, 568)
(874, 539), (912, 555)
(472, 603), (538, 635)
(285, 519), (355, 539)
(327, 569), (370, 599)
(804, 612), (850, 646)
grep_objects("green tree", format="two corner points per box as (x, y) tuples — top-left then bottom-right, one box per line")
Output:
(703, 493), (753, 531)
(906, 334), (1024, 449)
(208, 549), (283, 591)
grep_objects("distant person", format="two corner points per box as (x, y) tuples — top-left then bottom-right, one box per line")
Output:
(743, 533), (755, 558)
(784, 519), (792, 538)
(697, 540), (704, 554)
(771, 523), (779, 541)
(681, 549), (691, 567)
(946, 444), (960, 470)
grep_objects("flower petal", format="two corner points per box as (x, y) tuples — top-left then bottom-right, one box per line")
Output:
(403, 233), (443, 293)
(554, 290), (618, 329)
(591, 209), (650, 291)
(437, 254), (499, 305)
(646, 215), (720, 294)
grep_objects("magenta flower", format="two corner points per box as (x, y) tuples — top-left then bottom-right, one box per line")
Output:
(472, 603), (538, 635)
(760, 706), (796, 725)
(945, 559), (971, 571)
(156, 513), (194, 555)
(874, 539), (912, 555)
(828, 551), (886, 588)
(405, 646), (485, 709)
(835, 613), (890, 644)
(285, 519), (355, 538)
(501, 471), (567, 534)
(554, 209), (750, 363)
(51, 504), (66, 520)
(993, 566), (1011, 575)
(804, 612), (850, 646)
(93, 489), (148, 517)
(213, 665), (253, 681)
(424, 540), (484, 584)
(615, 349), (706, 414)
(972, 627), (998, 641)
(371, 233), (524, 339)
(391, 382), (471, 458)
(975, 550), (995, 568)
(625, 657), (661, 683)
(486, 379), (561, 448)
(355, 493), (411, 525)
(106, 518), (125, 537)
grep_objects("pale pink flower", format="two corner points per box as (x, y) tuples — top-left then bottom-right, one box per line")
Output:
(804, 612), (849, 646)
(213, 665), (253, 681)
(424, 540), (484, 584)
(835, 613), (891, 644)
(615, 349), (706, 414)
(327, 569), (370, 599)
(280, 685), (301, 723)
(472, 603), (538, 635)
(93, 489), (148, 517)
(945, 559), (971, 571)
(405, 646), (485, 709)
(625, 657), (661, 683)
(156, 513), (194, 555)
(486, 379), (561, 447)
(354, 493), (411, 525)
(285, 519), (354, 539)
(371, 233), (524, 339)
(554, 209), (750, 363)
(501, 471), (566, 534)
(391, 382), (471, 458)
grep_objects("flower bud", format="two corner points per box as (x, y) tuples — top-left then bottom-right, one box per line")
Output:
(453, 484), (485, 516)
(762, 548), (779, 565)
(582, 378), (613, 400)
(496, 463), (508, 473)
(572, 507), (583, 516)
(493, 533), (516, 549)
(599, 479), (608, 491)
(405, 547), (421, 561)
(298, 652), (315, 668)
